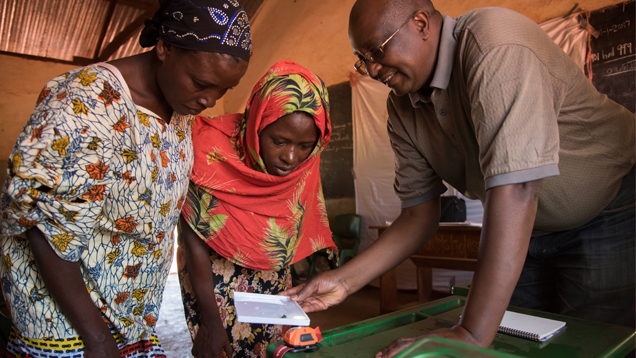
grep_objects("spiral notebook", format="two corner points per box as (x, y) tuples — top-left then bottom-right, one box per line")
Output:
(498, 311), (566, 342)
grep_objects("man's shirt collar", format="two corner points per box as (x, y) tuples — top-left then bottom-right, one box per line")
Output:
(409, 14), (458, 107)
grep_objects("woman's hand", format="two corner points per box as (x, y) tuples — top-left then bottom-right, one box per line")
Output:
(179, 216), (233, 357)
(375, 325), (481, 358)
(279, 270), (350, 312)
(191, 319), (232, 358)
(26, 227), (120, 358)
(82, 332), (120, 358)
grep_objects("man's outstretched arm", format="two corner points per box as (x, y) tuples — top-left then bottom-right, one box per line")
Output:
(376, 179), (542, 357)
(282, 196), (441, 312)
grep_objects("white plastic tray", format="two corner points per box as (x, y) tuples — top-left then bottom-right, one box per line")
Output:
(234, 291), (310, 326)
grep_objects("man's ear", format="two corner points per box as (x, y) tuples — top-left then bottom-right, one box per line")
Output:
(413, 11), (431, 40)
(156, 40), (172, 62)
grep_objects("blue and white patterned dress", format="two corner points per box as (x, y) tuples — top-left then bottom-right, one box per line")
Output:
(0, 63), (193, 357)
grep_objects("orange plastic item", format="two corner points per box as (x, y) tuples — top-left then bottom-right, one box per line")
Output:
(283, 326), (323, 351)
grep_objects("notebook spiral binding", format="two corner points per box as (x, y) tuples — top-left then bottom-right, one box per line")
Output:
(497, 327), (540, 341)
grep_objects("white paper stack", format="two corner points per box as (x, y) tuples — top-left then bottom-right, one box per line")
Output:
(234, 292), (310, 326)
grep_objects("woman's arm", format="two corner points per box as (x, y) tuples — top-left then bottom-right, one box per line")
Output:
(26, 227), (119, 358)
(178, 215), (232, 358)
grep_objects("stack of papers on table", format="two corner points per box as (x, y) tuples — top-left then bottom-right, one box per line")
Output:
(234, 292), (310, 326)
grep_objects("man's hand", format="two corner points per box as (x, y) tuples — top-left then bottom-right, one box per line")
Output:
(375, 335), (421, 358)
(191, 320), (232, 358)
(279, 270), (350, 312)
(282, 199), (441, 313)
(375, 326), (480, 358)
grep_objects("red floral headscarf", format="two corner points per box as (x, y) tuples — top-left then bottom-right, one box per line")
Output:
(182, 61), (335, 271)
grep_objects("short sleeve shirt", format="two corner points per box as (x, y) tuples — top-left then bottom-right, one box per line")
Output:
(388, 8), (635, 232)
(0, 64), (194, 342)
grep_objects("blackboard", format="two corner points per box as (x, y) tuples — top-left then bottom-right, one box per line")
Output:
(320, 81), (355, 199)
(587, 0), (635, 113)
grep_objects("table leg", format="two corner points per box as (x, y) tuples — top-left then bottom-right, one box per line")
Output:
(380, 268), (398, 314)
(417, 266), (432, 302)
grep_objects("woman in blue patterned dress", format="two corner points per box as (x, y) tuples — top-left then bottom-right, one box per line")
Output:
(0, 1), (251, 357)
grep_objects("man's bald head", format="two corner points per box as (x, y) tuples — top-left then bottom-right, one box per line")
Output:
(348, 0), (443, 96)
(349, 0), (437, 39)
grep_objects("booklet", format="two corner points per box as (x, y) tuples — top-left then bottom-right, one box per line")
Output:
(498, 311), (566, 342)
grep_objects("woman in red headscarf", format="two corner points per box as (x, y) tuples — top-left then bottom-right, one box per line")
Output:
(177, 61), (336, 358)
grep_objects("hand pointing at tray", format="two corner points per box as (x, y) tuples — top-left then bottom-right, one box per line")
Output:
(280, 198), (438, 315)
(279, 270), (350, 312)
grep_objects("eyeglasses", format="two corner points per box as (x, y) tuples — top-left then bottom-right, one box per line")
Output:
(354, 11), (418, 75)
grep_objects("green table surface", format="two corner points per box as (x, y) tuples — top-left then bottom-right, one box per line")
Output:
(450, 282), (471, 297)
(266, 295), (635, 358)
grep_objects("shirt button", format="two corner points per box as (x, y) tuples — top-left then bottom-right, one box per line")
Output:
(440, 109), (446, 116)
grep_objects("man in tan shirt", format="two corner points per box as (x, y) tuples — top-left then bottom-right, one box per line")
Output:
(282, 0), (635, 356)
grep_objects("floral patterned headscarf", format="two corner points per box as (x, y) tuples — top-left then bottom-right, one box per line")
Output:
(140, 0), (251, 61)
(182, 61), (336, 271)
